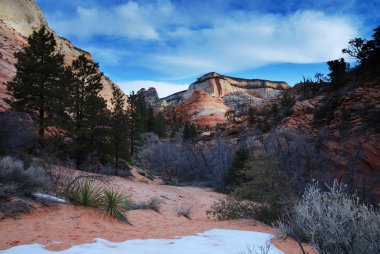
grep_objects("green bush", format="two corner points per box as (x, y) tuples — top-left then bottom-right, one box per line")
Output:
(232, 155), (295, 223)
(61, 181), (102, 207)
(224, 149), (249, 191)
(60, 180), (130, 222)
(208, 154), (295, 224)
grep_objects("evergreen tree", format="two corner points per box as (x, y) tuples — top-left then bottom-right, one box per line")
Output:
(248, 107), (256, 126)
(327, 58), (349, 87)
(163, 105), (182, 137)
(183, 122), (197, 140)
(153, 112), (166, 138)
(110, 84), (129, 174)
(7, 26), (66, 136)
(146, 106), (155, 133)
(127, 92), (149, 155)
(224, 149), (250, 191)
(68, 54), (107, 167)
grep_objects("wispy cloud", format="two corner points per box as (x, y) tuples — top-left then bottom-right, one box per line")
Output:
(50, 1), (173, 40)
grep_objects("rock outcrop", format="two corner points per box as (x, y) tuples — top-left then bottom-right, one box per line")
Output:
(279, 80), (380, 202)
(138, 87), (160, 107)
(159, 72), (289, 127)
(183, 72), (288, 101)
(176, 90), (229, 127)
(0, 0), (123, 110)
(161, 72), (288, 106)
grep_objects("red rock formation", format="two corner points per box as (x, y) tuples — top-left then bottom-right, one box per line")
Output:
(0, 21), (27, 111)
(279, 80), (380, 201)
(178, 72), (289, 102)
(176, 90), (229, 127)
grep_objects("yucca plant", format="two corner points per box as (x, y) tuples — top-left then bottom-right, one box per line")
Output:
(62, 181), (103, 207)
(98, 188), (129, 223)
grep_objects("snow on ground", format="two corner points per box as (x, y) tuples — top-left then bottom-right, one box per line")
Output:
(33, 193), (67, 203)
(0, 229), (283, 254)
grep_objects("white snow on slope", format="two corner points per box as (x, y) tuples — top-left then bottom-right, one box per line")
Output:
(0, 229), (283, 254)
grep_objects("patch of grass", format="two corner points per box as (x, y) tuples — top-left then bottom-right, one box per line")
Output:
(176, 204), (193, 219)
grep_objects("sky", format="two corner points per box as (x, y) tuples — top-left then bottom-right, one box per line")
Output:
(35, 0), (380, 97)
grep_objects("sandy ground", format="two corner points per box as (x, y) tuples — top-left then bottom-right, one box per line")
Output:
(0, 168), (315, 254)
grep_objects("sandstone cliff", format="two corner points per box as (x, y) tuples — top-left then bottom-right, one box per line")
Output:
(176, 90), (229, 127)
(181, 72), (288, 101)
(159, 72), (288, 127)
(0, 0), (123, 110)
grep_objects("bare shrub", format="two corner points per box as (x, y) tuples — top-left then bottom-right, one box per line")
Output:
(238, 241), (271, 254)
(137, 136), (235, 190)
(276, 181), (380, 254)
(262, 129), (330, 194)
(0, 157), (50, 200)
(0, 200), (34, 218)
(45, 165), (109, 194)
(176, 204), (193, 219)
(126, 197), (162, 212)
(0, 111), (35, 155)
(207, 196), (256, 220)
(145, 197), (162, 212)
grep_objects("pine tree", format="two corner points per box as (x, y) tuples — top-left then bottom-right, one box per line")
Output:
(127, 91), (149, 156)
(154, 112), (166, 138)
(183, 122), (197, 140)
(110, 84), (129, 174)
(7, 26), (66, 136)
(69, 54), (107, 167)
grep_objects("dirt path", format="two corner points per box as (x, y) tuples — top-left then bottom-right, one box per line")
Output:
(0, 168), (314, 253)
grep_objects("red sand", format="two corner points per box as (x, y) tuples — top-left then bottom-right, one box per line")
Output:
(0, 168), (316, 253)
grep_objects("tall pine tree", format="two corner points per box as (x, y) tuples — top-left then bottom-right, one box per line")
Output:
(110, 84), (129, 174)
(127, 92), (149, 156)
(7, 26), (66, 136)
(69, 54), (107, 167)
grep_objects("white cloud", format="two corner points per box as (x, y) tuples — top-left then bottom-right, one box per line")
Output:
(118, 80), (189, 98)
(48, 1), (359, 80)
(146, 10), (357, 77)
(51, 1), (167, 40)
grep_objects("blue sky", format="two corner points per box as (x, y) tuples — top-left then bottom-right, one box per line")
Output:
(35, 0), (380, 97)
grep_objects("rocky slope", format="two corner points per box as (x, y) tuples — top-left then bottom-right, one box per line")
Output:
(267, 79), (380, 202)
(0, 0), (123, 110)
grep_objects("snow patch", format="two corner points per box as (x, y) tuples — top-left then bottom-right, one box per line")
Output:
(33, 193), (67, 203)
(0, 229), (282, 254)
